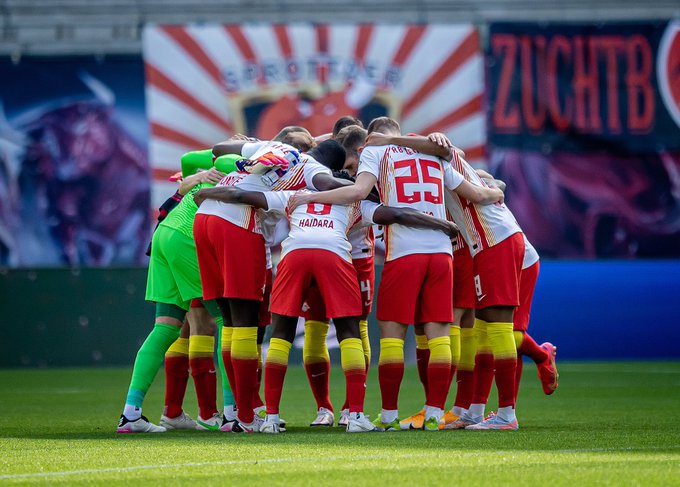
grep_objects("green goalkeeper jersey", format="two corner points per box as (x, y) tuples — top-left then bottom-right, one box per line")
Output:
(158, 183), (211, 239)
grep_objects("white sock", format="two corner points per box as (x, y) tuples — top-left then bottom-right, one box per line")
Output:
(266, 413), (280, 424)
(452, 406), (466, 417)
(381, 409), (398, 424)
(468, 403), (485, 421)
(424, 405), (444, 421)
(497, 406), (516, 422)
(223, 405), (237, 421)
(123, 404), (141, 421)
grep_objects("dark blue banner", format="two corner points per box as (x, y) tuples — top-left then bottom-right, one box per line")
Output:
(0, 56), (150, 267)
(487, 21), (680, 258)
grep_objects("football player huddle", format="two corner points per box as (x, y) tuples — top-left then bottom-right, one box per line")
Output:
(117, 115), (558, 435)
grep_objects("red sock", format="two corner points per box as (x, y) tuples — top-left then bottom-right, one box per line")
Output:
(514, 356), (524, 404)
(264, 363), (287, 415)
(416, 347), (430, 399)
(189, 356), (218, 419)
(426, 362), (450, 410)
(230, 328), (259, 424)
(471, 352), (495, 405)
(253, 357), (264, 410)
(495, 357), (517, 408)
(163, 356), (189, 419)
(304, 361), (333, 411)
(517, 332), (549, 364)
(345, 370), (367, 413)
(378, 363), (404, 410)
(454, 369), (475, 410)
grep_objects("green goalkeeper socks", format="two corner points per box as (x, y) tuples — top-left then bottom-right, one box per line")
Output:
(125, 323), (181, 413)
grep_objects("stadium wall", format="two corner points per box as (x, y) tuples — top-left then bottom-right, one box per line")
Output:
(3, 261), (679, 367)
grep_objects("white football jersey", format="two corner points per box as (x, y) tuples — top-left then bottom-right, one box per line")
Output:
(358, 144), (463, 261)
(443, 153), (522, 257)
(264, 191), (379, 263)
(197, 141), (331, 235)
(523, 233), (540, 269)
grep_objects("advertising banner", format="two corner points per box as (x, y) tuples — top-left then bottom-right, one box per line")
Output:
(487, 21), (680, 258)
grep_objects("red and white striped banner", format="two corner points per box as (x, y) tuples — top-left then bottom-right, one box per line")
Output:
(142, 23), (485, 208)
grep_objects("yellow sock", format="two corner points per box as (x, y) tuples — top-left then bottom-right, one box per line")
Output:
(449, 325), (461, 368)
(428, 336), (452, 365)
(266, 338), (292, 366)
(257, 343), (263, 369)
(189, 335), (214, 358)
(379, 338), (404, 365)
(474, 318), (491, 354)
(166, 337), (189, 358)
(415, 333), (429, 351)
(359, 320), (371, 367)
(303, 320), (330, 365)
(340, 338), (365, 373)
(459, 328), (477, 372)
(513, 331), (524, 350)
(221, 327), (233, 355)
(487, 322), (517, 360)
(231, 327), (258, 360)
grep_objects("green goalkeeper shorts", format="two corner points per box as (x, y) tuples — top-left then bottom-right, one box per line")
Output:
(145, 225), (203, 311)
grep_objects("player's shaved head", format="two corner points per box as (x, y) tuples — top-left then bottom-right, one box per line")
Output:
(279, 131), (315, 153)
(332, 116), (363, 138)
(366, 116), (401, 136)
(335, 125), (367, 153)
(273, 125), (312, 141)
(307, 139), (346, 172)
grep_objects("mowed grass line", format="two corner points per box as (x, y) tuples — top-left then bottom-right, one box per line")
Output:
(0, 363), (679, 486)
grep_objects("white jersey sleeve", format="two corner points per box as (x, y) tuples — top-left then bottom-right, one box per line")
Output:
(522, 234), (540, 269)
(357, 146), (382, 179)
(444, 164), (464, 190)
(264, 191), (294, 216)
(241, 141), (268, 158)
(359, 200), (381, 225)
(301, 158), (332, 190)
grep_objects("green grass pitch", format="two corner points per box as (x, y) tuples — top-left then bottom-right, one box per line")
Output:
(1, 362), (679, 486)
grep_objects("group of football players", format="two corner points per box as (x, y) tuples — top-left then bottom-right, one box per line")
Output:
(117, 114), (558, 435)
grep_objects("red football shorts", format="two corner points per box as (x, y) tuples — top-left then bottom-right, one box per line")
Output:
(452, 247), (475, 310)
(514, 261), (540, 331)
(259, 268), (273, 327)
(193, 214), (266, 302)
(303, 256), (375, 321)
(272, 249), (362, 319)
(472, 232), (525, 309)
(376, 253), (453, 324)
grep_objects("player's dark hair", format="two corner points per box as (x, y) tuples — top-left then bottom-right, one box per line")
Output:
(332, 116), (363, 138)
(366, 116), (401, 135)
(308, 140), (346, 172)
(332, 169), (355, 182)
(335, 125), (367, 154)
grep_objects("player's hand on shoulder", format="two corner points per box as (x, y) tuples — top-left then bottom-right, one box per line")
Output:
(202, 167), (226, 185)
(428, 132), (465, 158)
(288, 191), (315, 211)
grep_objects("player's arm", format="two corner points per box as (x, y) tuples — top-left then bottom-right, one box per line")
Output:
(373, 206), (459, 238)
(212, 139), (248, 157)
(178, 168), (225, 195)
(450, 180), (504, 205)
(364, 132), (453, 161)
(194, 187), (269, 210)
(311, 172), (355, 191)
(475, 169), (507, 192)
(289, 172), (377, 209)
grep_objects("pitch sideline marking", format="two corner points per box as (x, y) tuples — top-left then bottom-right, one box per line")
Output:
(2, 446), (680, 481)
